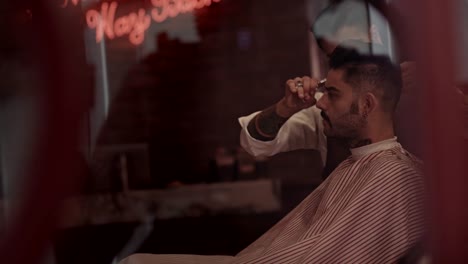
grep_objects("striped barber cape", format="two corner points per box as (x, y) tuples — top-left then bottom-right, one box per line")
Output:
(120, 139), (425, 264)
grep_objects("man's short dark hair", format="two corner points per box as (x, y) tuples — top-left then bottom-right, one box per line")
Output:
(328, 40), (402, 113)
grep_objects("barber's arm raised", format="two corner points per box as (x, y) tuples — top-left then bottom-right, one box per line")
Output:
(238, 76), (327, 162)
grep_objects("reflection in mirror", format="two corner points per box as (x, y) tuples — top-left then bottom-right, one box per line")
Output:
(5, 0), (464, 263)
(312, 0), (396, 60)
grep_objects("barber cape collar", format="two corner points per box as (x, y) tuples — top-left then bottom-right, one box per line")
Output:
(350, 137), (399, 159)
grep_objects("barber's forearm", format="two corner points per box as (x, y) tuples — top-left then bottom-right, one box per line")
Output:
(246, 99), (295, 141)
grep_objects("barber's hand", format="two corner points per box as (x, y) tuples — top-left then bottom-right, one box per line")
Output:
(276, 76), (318, 117)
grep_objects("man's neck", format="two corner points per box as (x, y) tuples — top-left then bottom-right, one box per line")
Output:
(347, 131), (396, 149)
(347, 120), (395, 149)
(349, 136), (399, 159)
(348, 138), (373, 148)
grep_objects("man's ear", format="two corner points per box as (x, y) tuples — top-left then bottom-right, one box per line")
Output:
(360, 92), (378, 116)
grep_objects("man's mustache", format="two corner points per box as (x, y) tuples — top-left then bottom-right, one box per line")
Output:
(321, 111), (332, 126)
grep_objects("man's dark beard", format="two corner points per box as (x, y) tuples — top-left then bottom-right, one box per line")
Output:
(321, 101), (370, 148)
(349, 101), (360, 115)
(321, 101), (359, 128)
(346, 101), (372, 148)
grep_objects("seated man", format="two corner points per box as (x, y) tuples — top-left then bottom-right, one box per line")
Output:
(120, 41), (425, 263)
(238, 0), (420, 178)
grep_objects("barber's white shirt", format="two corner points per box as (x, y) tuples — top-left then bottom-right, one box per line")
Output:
(238, 106), (327, 166)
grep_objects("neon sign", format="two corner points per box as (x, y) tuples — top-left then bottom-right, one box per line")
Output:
(63, 0), (222, 46)
(62, 0), (79, 8)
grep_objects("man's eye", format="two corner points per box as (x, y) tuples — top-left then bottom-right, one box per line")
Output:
(316, 86), (326, 93)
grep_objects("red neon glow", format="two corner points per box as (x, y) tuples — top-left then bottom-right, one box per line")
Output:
(151, 0), (220, 22)
(61, 0), (79, 8)
(86, 3), (151, 45)
(64, 0), (221, 45)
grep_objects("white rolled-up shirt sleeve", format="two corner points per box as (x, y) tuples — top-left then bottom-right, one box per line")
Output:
(238, 106), (327, 166)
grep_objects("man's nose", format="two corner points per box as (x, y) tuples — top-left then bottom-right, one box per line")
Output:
(316, 95), (326, 111)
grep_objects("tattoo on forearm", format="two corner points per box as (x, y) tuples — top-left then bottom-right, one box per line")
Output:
(247, 105), (289, 141)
